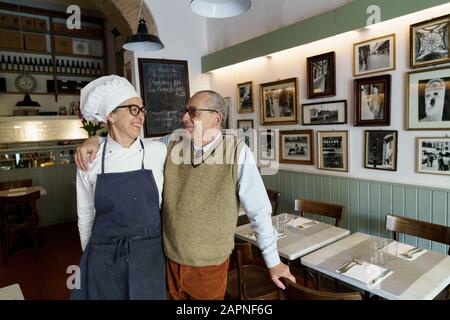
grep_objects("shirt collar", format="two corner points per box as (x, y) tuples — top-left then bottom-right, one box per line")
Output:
(193, 132), (223, 154)
(106, 134), (141, 153)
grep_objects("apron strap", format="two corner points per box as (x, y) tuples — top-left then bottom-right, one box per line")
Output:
(101, 138), (145, 174)
(139, 139), (145, 170)
(101, 138), (108, 174)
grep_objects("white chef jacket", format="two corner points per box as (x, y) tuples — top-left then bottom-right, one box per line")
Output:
(76, 135), (167, 251)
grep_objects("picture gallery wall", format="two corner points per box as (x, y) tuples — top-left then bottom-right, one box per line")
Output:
(210, 5), (450, 189)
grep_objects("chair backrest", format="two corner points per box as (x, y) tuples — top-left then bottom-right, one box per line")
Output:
(0, 179), (32, 190)
(234, 242), (254, 300)
(266, 189), (280, 216)
(298, 198), (344, 226)
(385, 214), (450, 255)
(281, 278), (362, 300)
(0, 191), (40, 226)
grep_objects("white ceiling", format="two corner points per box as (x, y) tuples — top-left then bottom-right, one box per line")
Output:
(206, 0), (354, 53)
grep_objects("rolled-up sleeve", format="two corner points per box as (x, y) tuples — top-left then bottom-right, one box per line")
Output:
(76, 169), (95, 251)
(237, 144), (280, 268)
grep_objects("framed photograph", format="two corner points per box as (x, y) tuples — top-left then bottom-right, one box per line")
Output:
(302, 100), (347, 125)
(237, 81), (254, 113)
(317, 131), (349, 172)
(416, 137), (450, 175)
(138, 58), (189, 137)
(353, 34), (396, 77)
(279, 130), (314, 165)
(407, 67), (450, 130)
(307, 51), (336, 98)
(259, 129), (277, 161)
(237, 119), (254, 150)
(222, 97), (231, 129)
(364, 130), (398, 171)
(123, 61), (132, 83)
(260, 78), (298, 125)
(410, 15), (450, 69)
(354, 75), (391, 126)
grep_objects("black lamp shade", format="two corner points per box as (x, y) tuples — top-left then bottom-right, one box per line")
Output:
(122, 18), (164, 51)
(15, 92), (40, 107)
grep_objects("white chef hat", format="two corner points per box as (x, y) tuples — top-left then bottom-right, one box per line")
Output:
(80, 75), (140, 122)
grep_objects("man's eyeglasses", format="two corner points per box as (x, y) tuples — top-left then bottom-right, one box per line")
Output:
(116, 104), (147, 116)
(180, 106), (219, 118)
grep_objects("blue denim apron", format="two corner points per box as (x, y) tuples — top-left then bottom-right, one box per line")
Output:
(71, 139), (166, 299)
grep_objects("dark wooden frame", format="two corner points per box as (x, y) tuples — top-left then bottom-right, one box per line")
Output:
(260, 77), (298, 125)
(353, 34), (396, 77)
(301, 100), (347, 125)
(237, 81), (254, 114)
(317, 130), (349, 172)
(410, 14), (450, 69)
(279, 130), (314, 165)
(258, 129), (277, 162)
(354, 74), (391, 126)
(307, 51), (336, 99)
(406, 66), (450, 130)
(364, 130), (398, 171)
(138, 58), (189, 137)
(237, 119), (254, 130)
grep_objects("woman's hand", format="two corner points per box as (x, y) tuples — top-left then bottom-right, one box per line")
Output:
(75, 136), (101, 171)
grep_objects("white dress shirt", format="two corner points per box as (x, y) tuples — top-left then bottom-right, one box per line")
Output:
(76, 135), (167, 251)
(161, 133), (280, 268)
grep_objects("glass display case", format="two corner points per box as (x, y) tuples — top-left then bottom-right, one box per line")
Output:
(0, 140), (80, 170)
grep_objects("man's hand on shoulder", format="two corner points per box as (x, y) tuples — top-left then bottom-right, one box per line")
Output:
(75, 136), (101, 171)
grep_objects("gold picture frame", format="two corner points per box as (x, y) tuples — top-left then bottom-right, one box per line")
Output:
(317, 131), (349, 172)
(260, 77), (298, 125)
(237, 81), (254, 113)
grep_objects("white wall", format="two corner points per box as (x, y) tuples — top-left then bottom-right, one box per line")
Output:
(209, 3), (450, 190)
(128, 0), (210, 97)
(205, 0), (352, 53)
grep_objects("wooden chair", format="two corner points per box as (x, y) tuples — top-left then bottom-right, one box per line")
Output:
(296, 198), (345, 289)
(0, 179), (32, 190)
(281, 278), (362, 300)
(0, 191), (40, 266)
(385, 214), (450, 254)
(226, 243), (280, 300)
(386, 214), (450, 299)
(298, 198), (344, 227)
(236, 188), (281, 226)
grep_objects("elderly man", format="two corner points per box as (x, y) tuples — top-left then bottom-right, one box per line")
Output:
(76, 90), (295, 300)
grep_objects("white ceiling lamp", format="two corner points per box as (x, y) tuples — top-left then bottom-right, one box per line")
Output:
(122, 0), (164, 51)
(190, 0), (251, 18)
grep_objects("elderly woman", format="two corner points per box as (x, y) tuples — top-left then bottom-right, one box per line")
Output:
(71, 75), (167, 300)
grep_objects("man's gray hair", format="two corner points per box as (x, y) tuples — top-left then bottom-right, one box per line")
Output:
(193, 90), (227, 127)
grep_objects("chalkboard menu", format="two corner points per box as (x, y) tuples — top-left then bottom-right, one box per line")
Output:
(138, 58), (190, 137)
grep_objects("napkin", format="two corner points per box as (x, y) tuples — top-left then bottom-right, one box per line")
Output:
(246, 232), (287, 241)
(8, 187), (27, 192)
(385, 242), (427, 261)
(337, 260), (393, 286)
(7, 192), (27, 197)
(287, 216), (319, 230)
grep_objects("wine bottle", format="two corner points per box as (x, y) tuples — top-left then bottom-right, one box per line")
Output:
(0, 55), (6, 70)
(90, 62), (95, 76)
(13, 56), (18, 71)
(33, 58), (38, 72)
(7, 55), (12, 70)
(56, 59), (61, 73)
(96, 62), (102, 76)
(18, 57), (24, 71)
(71, 61), (76, 74)
(39, 58), (44, 72)
(48, 58), (54, 73)
(80, 61), (85, 75)
(24, 57), (29, 72)
(76, 61), (81, 74)
(61, 60), (66, 73)
(43, 58), (49, 73)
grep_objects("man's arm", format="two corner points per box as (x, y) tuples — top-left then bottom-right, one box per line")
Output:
(237, 143), (296, 289)
(75, 136), (103, 171)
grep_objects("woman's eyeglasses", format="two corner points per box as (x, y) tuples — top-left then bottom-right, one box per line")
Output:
(180, 106), (219, 118)
(116, 104), (147, 116)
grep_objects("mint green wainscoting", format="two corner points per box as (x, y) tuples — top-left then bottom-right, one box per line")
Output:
(262, 170), (450, 254)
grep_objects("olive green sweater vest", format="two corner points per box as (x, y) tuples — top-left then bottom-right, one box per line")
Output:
(162, 135), (243, 266)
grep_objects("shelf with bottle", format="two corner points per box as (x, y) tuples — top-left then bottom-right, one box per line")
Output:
(0, 53), (54, 74)
(54, 58), (103, 77)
